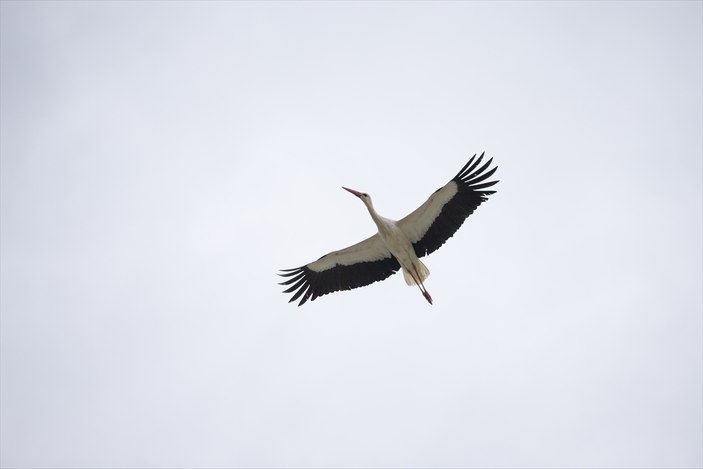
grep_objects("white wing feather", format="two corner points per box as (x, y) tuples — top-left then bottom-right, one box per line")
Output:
(397, 181), (458, 244)
(307, 234), (393, 272)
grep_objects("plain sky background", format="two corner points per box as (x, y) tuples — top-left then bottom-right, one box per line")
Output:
(1, 1), (702, 468)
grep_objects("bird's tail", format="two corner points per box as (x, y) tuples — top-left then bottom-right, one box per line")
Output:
(402, 259), (430, 286)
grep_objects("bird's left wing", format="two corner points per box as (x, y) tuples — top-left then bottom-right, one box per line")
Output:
(279, 234), (401, 306)
(397, 153), (498, 258)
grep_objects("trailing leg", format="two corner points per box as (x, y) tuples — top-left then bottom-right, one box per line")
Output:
(406, 266), (433, 305)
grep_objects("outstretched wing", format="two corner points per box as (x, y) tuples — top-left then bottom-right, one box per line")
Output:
(397, 153), (498, 258)
(279, 234), (400, 306)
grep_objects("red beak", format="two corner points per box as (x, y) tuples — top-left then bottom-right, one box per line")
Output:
(342, 187), (362, 198)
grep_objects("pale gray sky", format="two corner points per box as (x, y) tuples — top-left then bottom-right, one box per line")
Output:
(1, 1), (702, 468)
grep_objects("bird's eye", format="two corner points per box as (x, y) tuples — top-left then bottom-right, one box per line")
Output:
(362, 193), (368, 197)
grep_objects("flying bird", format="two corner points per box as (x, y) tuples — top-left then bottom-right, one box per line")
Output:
(279, 153), (498, 306)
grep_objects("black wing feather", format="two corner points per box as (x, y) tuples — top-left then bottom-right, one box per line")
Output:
(279, 257), (401, 306)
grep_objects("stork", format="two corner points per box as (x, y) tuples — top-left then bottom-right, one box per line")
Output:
(279, 153), (498, 306)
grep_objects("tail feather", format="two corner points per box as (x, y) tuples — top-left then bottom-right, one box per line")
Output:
(402, 260), (430, 286)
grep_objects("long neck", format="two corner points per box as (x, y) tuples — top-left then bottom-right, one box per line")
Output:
(363, 200), (389, 232)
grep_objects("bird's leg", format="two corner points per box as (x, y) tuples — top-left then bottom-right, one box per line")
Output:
(420, 283), (433, 305)
(410, 267), (433, 305)
(418, 280), (433, 305)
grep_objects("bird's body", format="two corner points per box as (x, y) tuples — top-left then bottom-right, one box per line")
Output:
(348, 192), (434, 303)
(279, 153), (498, 306)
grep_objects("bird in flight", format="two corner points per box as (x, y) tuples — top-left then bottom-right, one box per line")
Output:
(279, 153), (498, 306)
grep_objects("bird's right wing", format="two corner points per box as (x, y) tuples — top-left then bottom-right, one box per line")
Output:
(279, 234), (401, 306)
(397, 153), (498, 258)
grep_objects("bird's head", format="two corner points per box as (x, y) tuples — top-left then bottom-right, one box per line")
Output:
(342, 187), (373, 206)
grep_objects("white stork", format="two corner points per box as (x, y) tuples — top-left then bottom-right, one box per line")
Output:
(279, 153), (498, 306)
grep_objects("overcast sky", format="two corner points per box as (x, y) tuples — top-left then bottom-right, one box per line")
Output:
(1, 1), (702, 468)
